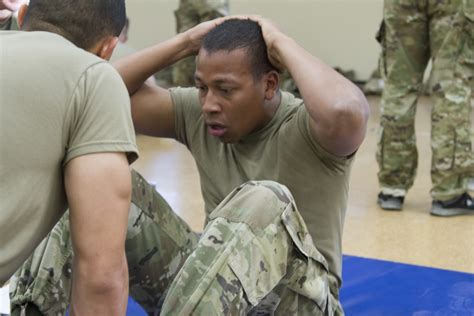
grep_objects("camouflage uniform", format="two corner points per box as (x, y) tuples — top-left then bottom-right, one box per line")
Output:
(10, 171), (341, 315)
(376, 0), (474, 201)
(171, 0), (229, 87)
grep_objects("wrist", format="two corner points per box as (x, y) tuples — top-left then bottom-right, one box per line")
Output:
(174, 31), (199, 60)
(271, 33), (294, 56)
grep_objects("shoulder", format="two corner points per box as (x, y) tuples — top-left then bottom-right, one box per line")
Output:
(35, 32), (111, 70)
(170, 87), (201, 110)
(279, 92), (354, 170)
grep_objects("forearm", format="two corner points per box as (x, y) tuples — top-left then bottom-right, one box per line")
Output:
(114, 32), (193, 95)
(70, 255), (129, 315)
(276, 36), (367, 130)
(272, 34), (368, 155)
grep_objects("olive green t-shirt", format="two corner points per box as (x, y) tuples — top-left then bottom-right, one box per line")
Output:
(171, 87), (354, 289)
(0, 31), (138, 283)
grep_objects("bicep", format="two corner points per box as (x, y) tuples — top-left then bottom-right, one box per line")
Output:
(308, 105), (367, 158)
(131, 83), (176, 138)
(65, 152), (131, 264)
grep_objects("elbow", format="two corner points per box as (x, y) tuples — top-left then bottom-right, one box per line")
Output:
(334, 92), (370, 133)
(329, 96), (370, 156)
(357, 89), (371, 126)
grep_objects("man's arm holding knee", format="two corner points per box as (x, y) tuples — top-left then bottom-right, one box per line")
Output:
(65, 152), (131, 315)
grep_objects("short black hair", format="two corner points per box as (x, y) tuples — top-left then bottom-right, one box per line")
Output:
(23, 0), (126, 50)
(202, 19), (277, 79)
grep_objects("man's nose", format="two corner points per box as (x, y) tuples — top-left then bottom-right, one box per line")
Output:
(201, 91), (221, 114)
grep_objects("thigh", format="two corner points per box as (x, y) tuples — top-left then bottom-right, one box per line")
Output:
(382, 0), (430, 82)
(161, 181), (335, 315)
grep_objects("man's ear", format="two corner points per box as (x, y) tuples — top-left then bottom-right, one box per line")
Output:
(17, 4), (28, 29)
(96, 36), (119, 61)
(264, 70), (280, 100)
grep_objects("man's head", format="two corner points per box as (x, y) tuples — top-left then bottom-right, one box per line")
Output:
(201, 19), (277, 81)
(18, 0), (125, 58)
(195, 19), (280, 143)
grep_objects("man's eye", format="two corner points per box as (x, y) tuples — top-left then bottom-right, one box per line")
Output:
(219, 88), (231, 94)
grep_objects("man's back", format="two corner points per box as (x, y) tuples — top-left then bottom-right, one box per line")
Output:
(0, 31), (136, 283)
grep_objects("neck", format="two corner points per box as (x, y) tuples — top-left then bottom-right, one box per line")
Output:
(264, 89), (282, 118)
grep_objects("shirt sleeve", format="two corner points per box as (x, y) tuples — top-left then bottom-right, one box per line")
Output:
(295, 105), (353, 172)
(64, 62), (138, 165)
(170, 87), (203, 148)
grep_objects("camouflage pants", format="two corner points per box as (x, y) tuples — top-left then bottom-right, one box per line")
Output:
(172, 0), (229, 87)
(376, 0), (474, 200)
(10, 170), (342, 315)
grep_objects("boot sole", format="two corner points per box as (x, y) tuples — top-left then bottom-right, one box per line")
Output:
(430, 205), (474, 217)
(377, 200), (403, 211)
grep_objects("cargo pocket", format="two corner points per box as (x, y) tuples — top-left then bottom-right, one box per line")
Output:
(280, 202), (333, 314)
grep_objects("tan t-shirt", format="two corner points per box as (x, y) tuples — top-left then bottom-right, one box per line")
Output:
(0, 31), (138, 283)
(172, 87), (354, 290)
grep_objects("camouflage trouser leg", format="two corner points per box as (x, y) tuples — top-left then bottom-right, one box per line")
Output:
(376, 1), (430, 196)
(10, 170), (198, 315)
(160, 181), (342, 316)
(172, 0), (229, 87)
(128, 171), (199, 313)
(9, 213), (73, 316)
(429, 0), (474, 200)
(377, 0), (474, 199)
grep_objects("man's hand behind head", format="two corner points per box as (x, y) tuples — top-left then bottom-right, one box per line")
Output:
(182, 16), (227, 56)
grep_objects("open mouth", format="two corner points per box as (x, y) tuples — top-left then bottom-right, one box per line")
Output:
(207, 124), (227, 137)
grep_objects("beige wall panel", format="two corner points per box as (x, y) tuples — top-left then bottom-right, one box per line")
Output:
(126, 0), (383, 80)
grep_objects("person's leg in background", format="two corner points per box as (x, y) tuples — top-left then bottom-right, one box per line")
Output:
(172, 0), (229, 87)
(376, 0), (431, 210)
(160, 181), (341, 316)
(429, 0), (474, 216)
(9, 170), (198, 315)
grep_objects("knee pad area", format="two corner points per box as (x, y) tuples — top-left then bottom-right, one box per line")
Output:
(209, 181), (294, 235)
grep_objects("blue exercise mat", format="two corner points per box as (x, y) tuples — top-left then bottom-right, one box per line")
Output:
(125, 255), (474, 315)
(340, 255), (474, 315)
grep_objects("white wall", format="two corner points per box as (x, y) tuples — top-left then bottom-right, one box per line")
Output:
(126, 0), (384, 80)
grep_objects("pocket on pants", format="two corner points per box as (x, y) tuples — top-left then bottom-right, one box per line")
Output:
(280, 203), (332, 314)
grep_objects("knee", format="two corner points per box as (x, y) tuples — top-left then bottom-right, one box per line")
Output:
(209, 180), (295, 233)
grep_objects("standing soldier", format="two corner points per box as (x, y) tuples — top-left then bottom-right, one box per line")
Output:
(376, 0), (474, 215)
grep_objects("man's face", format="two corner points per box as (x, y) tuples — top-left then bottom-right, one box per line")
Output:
(195, 48), (270, 143)
(0, 0), (25, 12)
